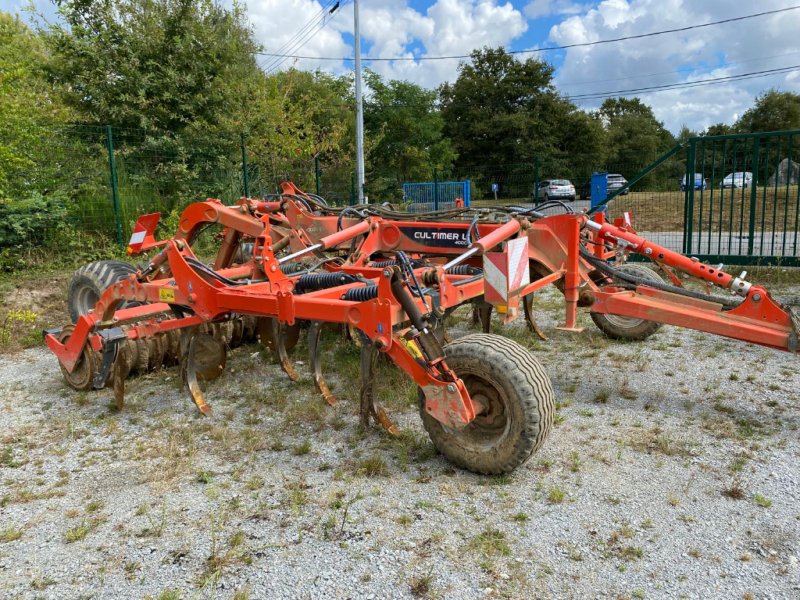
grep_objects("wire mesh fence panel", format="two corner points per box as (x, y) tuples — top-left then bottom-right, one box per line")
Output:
(0, 125), (115, 248)
(686, 132), (800, 263)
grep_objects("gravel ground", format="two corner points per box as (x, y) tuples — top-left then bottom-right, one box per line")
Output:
(1, 285), (799, 600)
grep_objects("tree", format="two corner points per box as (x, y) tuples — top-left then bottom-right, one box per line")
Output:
(735, 90), (800, 133)
(596, 97), (675, 168)
(0, 12), (72, 198)
(704, 122), (734, 136)
(439, 47), (569, 167)
(363, 70), (456, 198)
(46, 0), (259, 133)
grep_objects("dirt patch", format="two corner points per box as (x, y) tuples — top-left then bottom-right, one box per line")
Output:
(0, 272), (70, 353)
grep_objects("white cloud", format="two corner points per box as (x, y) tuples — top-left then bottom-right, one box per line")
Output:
(243, 0), (527, 88)
(246, 0), (353, 74)
(524, 0), (586, 20)
(549, 0), (800, 132)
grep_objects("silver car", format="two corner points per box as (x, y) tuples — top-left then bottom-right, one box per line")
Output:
(720, 172), (753, 188)
(536, 179), (576, 201)
(608, 173), (630, 195)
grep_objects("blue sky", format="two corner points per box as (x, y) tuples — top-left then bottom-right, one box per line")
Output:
(5, 1), (800, 133)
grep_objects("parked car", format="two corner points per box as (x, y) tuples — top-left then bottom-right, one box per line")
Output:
(680, 173), (708, 191)
(608, 174), (630, 195)
(535, 179), (576, 202)
(577, 174), (629, 199)
(720, 172), (753, 189)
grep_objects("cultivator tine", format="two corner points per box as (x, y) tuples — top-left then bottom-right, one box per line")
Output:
(307, 321), (336, 406)
(111, 341), (133, 410)
(180, 331), (226, 416)
(358, 341), (399, 436)
(257, 317), (300, 380)
(476, 300), (493, 333)
(523, 294), (548, 341)
(274, 320), (300, 382)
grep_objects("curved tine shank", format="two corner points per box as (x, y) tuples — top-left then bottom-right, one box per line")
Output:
(523, 294), (548, 341)
(358, 338), (399, 436)
(181, 332), (213, 416)
(307, 321), (336, 406)
(111, 342), (133, 410)
(273, 318), (300, 382)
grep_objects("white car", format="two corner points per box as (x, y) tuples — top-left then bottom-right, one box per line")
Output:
(536, 179), (576, 201)
(720, 172), (753, 189)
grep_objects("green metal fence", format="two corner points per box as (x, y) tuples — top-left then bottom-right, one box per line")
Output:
(7, 125), (800, 266)
(596, 131), (800, 266)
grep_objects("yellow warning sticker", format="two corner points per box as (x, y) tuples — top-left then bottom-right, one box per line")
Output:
(159, 288), (176, 302)
(398, 337), (424, 360)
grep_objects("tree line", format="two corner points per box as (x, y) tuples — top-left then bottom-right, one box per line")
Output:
(2, 0), (800, 250)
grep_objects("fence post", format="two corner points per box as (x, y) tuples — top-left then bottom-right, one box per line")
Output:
(240, 133), (250, 198)
(684, 139), (696, 254)
(105, 125), (123, 246)
(315, 156), (321, 195)
(433, 168), (439, 211)
(747, 139), (760, 256)
(533, 157), (540, 205)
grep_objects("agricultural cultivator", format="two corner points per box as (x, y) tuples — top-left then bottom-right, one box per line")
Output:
(45, 183), (800, 474)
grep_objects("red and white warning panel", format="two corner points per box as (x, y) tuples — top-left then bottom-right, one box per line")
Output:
(483, 237), (530, 321)
(127, 213), (162, 255)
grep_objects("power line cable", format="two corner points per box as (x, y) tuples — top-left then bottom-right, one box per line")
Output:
(258, 0), (339, 72)
(262, 1), (349, 74)
(557, 50), (800, 87)
(567, 64), (800, 101)
(252, 5), (800, 62)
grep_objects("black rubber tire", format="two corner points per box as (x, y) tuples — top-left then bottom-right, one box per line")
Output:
(419, 333), (554, 475)
(590, 264), (664, 341)
(68, 260), (138, 324)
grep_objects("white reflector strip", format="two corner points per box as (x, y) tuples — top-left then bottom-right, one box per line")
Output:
(129, 230), (146, 245)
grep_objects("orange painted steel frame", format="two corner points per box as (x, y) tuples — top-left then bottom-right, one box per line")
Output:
(47, 194), (797, 432)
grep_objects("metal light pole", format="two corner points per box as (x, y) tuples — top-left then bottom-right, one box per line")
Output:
(353, 0), (366, 204)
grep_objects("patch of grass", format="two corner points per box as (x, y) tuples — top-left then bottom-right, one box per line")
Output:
(409, 571), (434, 597)
(196, 470), (214, 484)
(64, 518), (102, 543)
(628, 427), (694, 457)
(753, 494), (772, 508)
(246, 476), (265, 491)
(547, 486), (566, 504)
(479, 474), (514, 486)
(509, 512), (529, 523)
(469, 528), (511, 557)
(292, 440), (312, 456)
(0, 526), (23, 542)
(593, 389), (610, 404)
(204, 529), (252, 582)
(356, 455), (389, 477)
(722, 479), (746, 500)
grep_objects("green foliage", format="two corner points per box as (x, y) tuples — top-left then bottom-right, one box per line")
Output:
(735, 89), (800, 133)
(440, 47), (568, 166)
(364, 69), (456, 199)
(597, 98), (675, 166)
(0, 193), (67, 247)
(0, 13), (73, 198)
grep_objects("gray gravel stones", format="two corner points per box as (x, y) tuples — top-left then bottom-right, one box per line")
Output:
(1, 286), (799, 599)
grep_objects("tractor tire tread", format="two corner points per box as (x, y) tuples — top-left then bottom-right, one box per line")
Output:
(590, 264), (663, 341)
(420, 333), (554, 475)
(68, 260), (139, 324)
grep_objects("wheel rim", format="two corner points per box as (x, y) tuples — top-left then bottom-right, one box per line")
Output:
(440, 370), (511, 451)
(75, 287), (100, 317)
(602, 313), (645, 329)
(57, 327), (96, 390)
